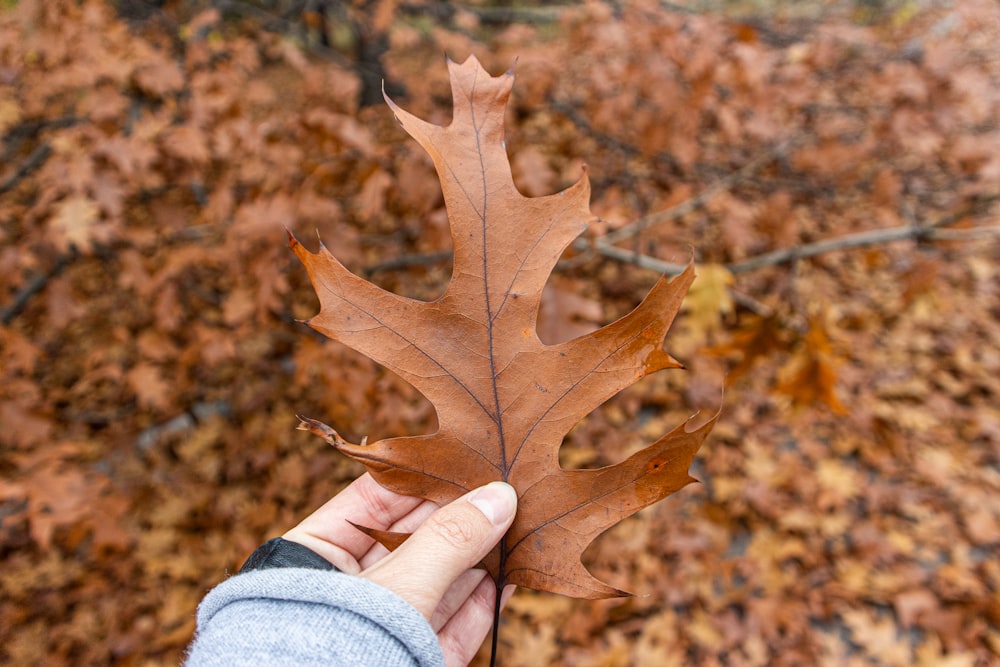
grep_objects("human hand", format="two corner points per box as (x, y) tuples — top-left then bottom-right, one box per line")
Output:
(283, 473), (517, 666)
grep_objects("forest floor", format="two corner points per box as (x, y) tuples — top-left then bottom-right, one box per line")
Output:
(1, 0), (999, 665)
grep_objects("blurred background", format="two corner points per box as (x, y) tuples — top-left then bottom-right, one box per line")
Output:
(1, 0), (998, 664)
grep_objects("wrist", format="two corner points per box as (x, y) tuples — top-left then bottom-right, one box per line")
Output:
(239, 537), (336, 573)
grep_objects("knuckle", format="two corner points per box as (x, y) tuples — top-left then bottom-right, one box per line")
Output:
(356, 482), (396, 527)
(428, 512), (481, 549)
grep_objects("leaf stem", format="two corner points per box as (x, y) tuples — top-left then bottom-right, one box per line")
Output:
(489, 580), (502, 667)
(490, 535), (508, 667)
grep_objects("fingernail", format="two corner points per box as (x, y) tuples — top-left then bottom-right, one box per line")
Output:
(468, 482), (517, 526)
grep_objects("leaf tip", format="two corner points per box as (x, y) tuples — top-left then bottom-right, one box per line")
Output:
(683, 406), (722, 435)
(346, 519), (373, 537)
(505, 56), (518, 78)
(305, 229), (332, 254)
(382, 79), (400, 115)
(295, 414), (351, 448)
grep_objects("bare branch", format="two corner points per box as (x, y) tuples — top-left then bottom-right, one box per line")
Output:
(728, 202), (1000, 274)
(727, 225), (921, 274)
(927, 226), (1000, 241)
(583, 197), (998, 317)
(589, 239), (689, 276)
(603, 140), (798, 246)
(363, 250), (453, 277)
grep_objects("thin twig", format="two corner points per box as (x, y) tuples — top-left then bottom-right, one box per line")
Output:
(925, 193), (1000, 230)
(363, 250), (452, 276)
(588, 239), (689, 275)
(729, 289), (775, 318)
(602, 140), (797, 246)
(589, 217), (999, 282)
(0, 251), (76, 326)
(584, 198), (998, 317)
(727, 225), (919, 274)
(727, 220), (998, 274)
(135, 400), (232, 451)
(587, 238), (774, 316)
(926, 226), (1000, 241)
(1, 116), (78, 162)
(0, 144), (53, 196)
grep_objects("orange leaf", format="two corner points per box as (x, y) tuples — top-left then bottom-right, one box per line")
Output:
(292, 56), (714, 599)
(776, 315), (846, 413)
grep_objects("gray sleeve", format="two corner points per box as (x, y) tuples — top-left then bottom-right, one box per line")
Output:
(185, 568), (445, 667)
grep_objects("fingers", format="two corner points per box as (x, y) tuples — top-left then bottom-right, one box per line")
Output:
(357, 499), (439, 570)
(360, 482), (517, 620)
(283, 473), (425, 570)
(429, 568), (488, 631)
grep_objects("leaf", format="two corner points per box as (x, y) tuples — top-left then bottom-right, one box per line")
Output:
(291, 56), (714, 599)
(126, 362), (173, 412)
(706, 314), (790, 383)
(682, 263), (734, 339)
(776, 314), (846, 414)
(161, 125), (210, 165)
(49, 195), (102, 252)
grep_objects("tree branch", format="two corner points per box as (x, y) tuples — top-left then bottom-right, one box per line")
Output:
(727, 201), (1000, 274)
(602, 139), (799, 246)
(580, 196), (998, 318)
(727, 225), (917, 274)
(926, 226), (1000, 241)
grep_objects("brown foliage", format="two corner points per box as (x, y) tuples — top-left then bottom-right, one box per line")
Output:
(293, 56), (715, 599)
(1, 0), (999, 665)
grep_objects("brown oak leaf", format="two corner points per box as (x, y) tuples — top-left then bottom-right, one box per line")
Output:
(292, 56), (714, 599)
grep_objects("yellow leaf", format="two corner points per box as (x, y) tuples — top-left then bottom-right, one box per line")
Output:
(49, 196), (101, 252)
(682, 263), (734, 338)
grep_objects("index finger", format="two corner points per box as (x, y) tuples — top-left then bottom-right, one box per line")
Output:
(286, 473), (425, 562)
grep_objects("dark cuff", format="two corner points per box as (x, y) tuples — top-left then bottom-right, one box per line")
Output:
(239, 537), (336, 573)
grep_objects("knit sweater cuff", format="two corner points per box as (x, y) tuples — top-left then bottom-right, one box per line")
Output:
(185, 568), (444, 667)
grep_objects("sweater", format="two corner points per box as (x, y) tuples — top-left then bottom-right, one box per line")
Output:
(185, 568), (445, 666)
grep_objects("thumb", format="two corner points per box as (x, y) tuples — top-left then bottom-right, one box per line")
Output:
(360, 482), (517, 619)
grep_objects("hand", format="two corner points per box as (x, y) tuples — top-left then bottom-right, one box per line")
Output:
(283, 473), (517, 667)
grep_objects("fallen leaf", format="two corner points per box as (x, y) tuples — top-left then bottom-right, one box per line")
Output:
(776, 315), (846, 413)
(682, 263), (734, 339)
(293, 56), (714, 599)
(49, 195), (101, 252)
(893, 588), (938, 628)
(161, 125), (210, 164)
(126, 363), (172, 411)
(707, 314), (790, 382)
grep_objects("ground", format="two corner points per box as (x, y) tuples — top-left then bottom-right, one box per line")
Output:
(0, 1), (998, 665)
